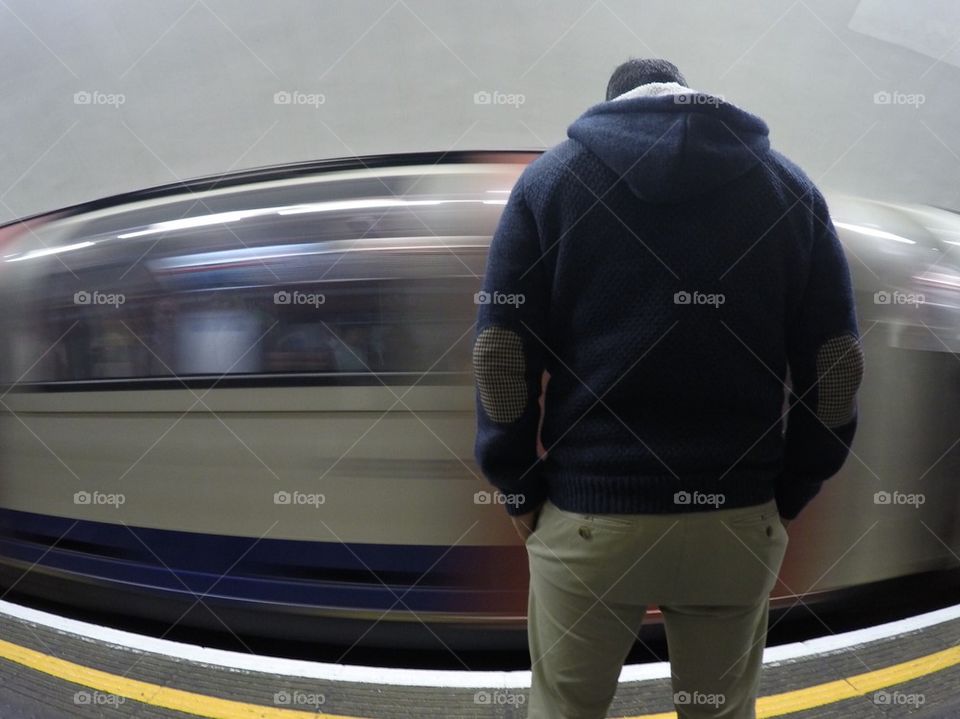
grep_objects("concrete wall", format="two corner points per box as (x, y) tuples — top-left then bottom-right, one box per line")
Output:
(1, 0), (958, 224)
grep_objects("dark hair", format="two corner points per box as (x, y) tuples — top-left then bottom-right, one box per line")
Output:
(605, 58), (687, 101)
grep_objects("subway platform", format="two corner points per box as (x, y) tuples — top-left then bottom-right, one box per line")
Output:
(0, 598), (958, 718)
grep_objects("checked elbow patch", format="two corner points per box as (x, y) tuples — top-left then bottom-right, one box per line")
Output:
(473, 326), (527, 423)
(814, 333), (865, 427)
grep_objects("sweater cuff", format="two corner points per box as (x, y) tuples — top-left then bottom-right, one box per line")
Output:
(503, 477), (549, 517)
(774, 477), (824, 520)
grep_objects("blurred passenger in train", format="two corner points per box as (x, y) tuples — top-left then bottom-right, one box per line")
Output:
(90, 317), (137, 378)
(269, 323), (337, 372)
(176, 294), (262, 374)
(148, 297), (180, 375)
(331, 324), (370, 372)
(473, 58), (864, 719)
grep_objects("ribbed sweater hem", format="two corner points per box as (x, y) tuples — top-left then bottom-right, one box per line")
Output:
(546, 471), (778, 515)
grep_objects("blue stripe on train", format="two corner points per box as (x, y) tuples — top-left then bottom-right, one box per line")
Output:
(0, 507), (518, 613)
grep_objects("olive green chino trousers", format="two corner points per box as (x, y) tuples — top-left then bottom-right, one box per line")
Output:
(525, 498), (788, 718)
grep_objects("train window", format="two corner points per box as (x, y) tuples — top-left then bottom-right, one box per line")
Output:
(9, 195), (494, 386)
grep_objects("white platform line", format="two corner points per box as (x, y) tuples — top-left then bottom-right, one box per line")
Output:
(1, 599), (959, 689)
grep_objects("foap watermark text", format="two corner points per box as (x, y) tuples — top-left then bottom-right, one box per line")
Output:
(75, 290), (125, 307)
(874, 490), (925, 508)
(74, 490), (125, 508)
(674, 290), (725, 308)
(473, 90), (525, 108)
(274, 290), (325, 307)
(274, 91), (325, 108)
(74, 90), (125, 108)
(874, 290), (924, 307)
(274, 490), (326, 507)
(674, 490), (725, 508)
(474, 290), (524, 307)
(474, 490), (525, 508)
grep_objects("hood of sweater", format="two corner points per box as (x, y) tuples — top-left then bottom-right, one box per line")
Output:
(567, 82), (771, 203)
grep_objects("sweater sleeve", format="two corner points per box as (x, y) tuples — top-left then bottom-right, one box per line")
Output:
(778, 190), (865, 519)
(473, 173), (551, 516)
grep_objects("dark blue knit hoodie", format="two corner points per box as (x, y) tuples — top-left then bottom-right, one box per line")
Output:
(473, 87), (863, 520)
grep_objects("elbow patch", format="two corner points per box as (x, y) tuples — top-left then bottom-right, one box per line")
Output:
(814, 333), (865, 427)
(473, 326), (527, 423)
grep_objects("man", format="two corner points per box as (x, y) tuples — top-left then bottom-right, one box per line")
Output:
(472, 58), (864, 719)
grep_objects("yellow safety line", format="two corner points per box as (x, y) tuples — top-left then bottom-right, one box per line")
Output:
(0, 637), (364, 719)
(620, 645), (960, 719)
(0, 636), (958, 718)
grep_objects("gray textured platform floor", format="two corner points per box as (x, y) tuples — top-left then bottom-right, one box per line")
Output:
(0, 609), (957, 718)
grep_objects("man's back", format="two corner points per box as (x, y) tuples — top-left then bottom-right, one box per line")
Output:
(475, 82), (862, 520)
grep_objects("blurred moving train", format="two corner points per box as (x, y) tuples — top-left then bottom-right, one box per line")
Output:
(0, 150), (959, 649)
